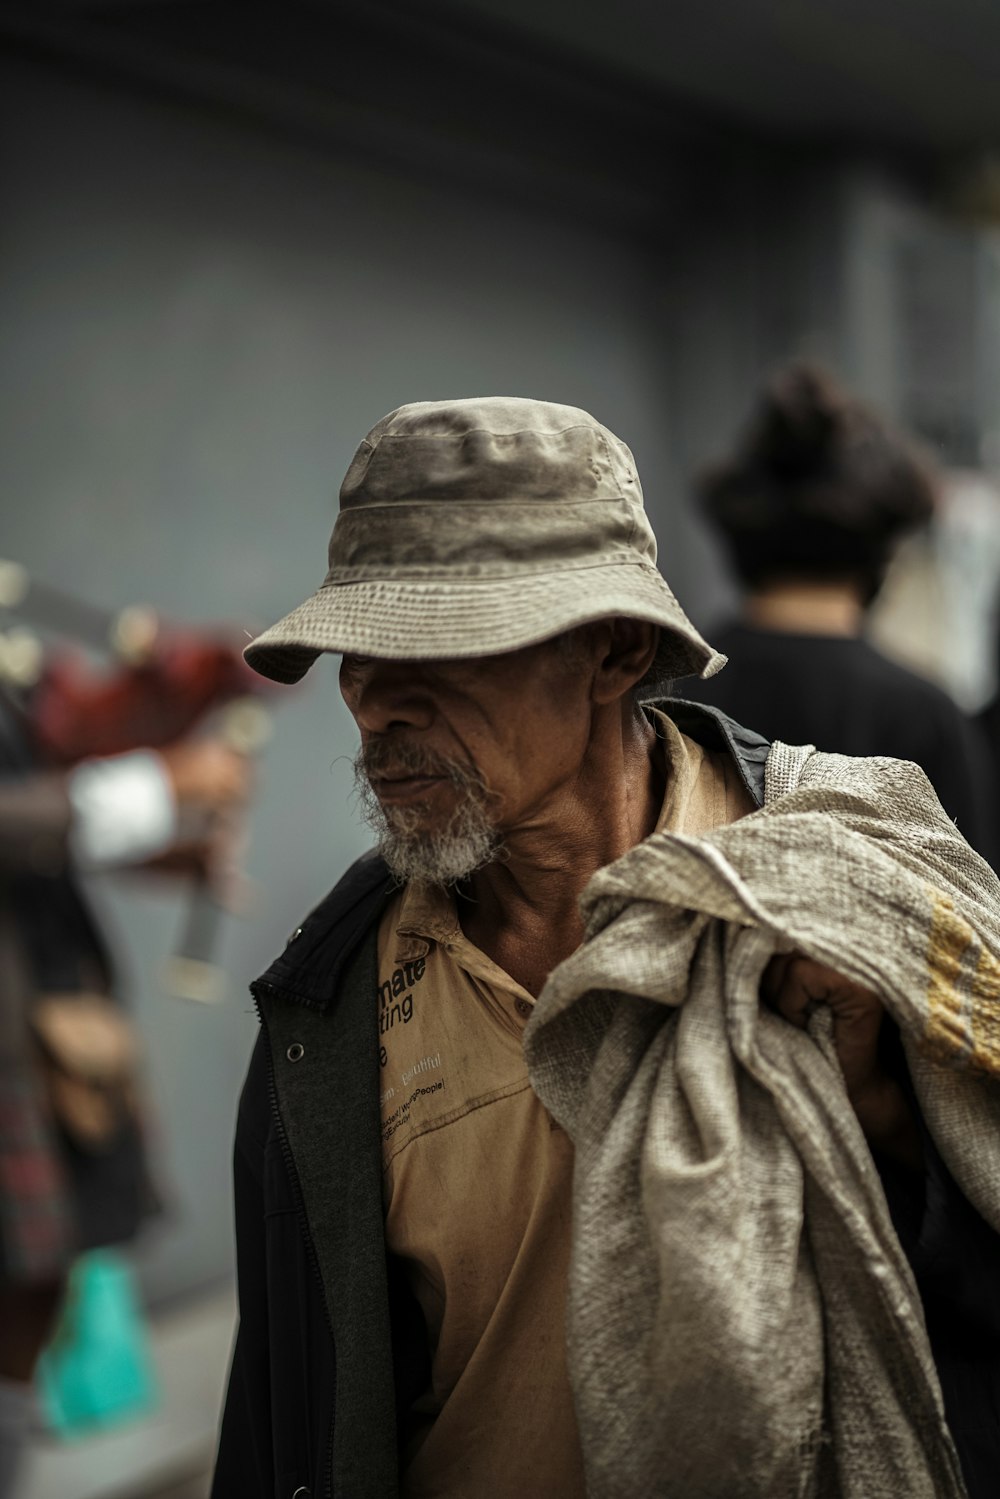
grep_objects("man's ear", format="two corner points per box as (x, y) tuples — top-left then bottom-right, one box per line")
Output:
(591, 619), (659, 704)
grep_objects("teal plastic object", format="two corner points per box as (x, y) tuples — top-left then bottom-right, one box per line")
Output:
(36, 1250), (158, 1438)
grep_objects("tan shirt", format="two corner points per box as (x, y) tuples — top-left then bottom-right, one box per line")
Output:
(377, 712), (756, 1497)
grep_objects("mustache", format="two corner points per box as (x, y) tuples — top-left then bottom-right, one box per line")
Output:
(355, 738), (488, 793)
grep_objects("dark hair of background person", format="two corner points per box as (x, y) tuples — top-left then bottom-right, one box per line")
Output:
(681, 360), (999, 873)
(697, 361), (936, 605)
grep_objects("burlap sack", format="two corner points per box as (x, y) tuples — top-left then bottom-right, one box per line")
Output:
(526, 743), (1000, 1499)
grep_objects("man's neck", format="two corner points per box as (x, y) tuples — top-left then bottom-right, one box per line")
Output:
(744, 581), (864, 637)
(458, 705), (663, 997)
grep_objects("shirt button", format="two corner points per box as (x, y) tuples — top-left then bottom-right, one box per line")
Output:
(287, 926), (303, 946)
(514, 998), (533, 1019)
(286, 1043), (305, 1063)
(291, 1488), (311, 1498)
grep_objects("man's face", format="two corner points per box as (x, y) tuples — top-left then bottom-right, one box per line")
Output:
(340, 637), (596, 884)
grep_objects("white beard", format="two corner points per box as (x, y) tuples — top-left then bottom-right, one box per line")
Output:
(353, 751), (503, 886)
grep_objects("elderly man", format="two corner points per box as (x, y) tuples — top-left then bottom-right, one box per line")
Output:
(214, 398), (1000, 1499)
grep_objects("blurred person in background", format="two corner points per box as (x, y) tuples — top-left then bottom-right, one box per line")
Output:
(215, 397), (1000, 1499)
(0, 682), (250, 1498)
(681, 361), (998, 866)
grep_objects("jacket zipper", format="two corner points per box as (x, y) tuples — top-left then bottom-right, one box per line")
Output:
(253, 986), (338, 1499)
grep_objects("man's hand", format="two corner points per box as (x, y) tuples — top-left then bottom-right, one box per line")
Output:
(762, 954), (922, 1170)
(145, 738), (253, 902)
(159, 738), (252, 810)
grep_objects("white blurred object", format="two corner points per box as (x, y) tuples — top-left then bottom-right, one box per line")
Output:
(68, 751), (178, 871)
(868, 469), (1000, 712)
(0, 629), (44, 689)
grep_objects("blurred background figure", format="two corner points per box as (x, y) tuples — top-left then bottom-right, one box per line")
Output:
(0, 604), (254, 1499)
(681, 363), (999, 864)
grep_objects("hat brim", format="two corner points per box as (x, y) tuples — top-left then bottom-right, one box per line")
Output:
(245, 563), (725, 686)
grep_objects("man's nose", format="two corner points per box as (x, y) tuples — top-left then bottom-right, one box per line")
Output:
(340, 658), (436, 735)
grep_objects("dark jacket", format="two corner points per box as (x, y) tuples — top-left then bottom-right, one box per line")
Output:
(213, 703), (1000, 1499)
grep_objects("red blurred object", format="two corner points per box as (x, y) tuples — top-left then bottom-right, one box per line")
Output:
(26, 635), (268, 765)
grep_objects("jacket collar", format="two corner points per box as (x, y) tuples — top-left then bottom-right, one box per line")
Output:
(661, 697), (770, 808)
(252, 848), (395, 1011)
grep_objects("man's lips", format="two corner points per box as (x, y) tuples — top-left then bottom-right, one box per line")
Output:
(369, 773), (448, 804)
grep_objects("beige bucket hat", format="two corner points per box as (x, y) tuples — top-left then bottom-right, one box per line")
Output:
(245, 396), (725, 688)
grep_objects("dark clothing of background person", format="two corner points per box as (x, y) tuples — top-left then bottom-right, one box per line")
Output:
(680, 621), (999, 868)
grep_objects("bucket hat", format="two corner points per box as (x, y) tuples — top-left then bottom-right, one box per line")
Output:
(245, 396), (725, 687)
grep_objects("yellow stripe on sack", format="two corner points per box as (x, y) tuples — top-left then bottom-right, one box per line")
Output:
(925, 891), (1000, 1074)
(925, 893), (969, 1063)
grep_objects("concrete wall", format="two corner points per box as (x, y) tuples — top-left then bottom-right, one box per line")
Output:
(0, 54), (751, 1301)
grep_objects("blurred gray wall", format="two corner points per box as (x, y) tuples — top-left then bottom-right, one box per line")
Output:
(4, 42), (930, 1306)
(0, 55), (780, 1301)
